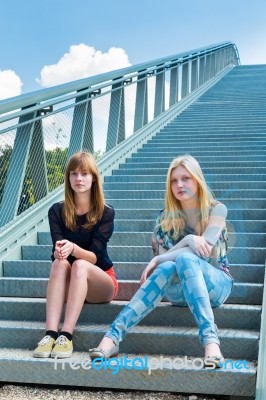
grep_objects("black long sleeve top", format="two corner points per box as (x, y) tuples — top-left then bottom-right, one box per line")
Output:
(48, 202), (115, 270)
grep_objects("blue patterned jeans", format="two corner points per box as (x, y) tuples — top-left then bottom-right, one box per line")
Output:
(105, 252), (233, 347)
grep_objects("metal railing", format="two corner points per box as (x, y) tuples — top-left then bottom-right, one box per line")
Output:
(0, 41), (239, 229)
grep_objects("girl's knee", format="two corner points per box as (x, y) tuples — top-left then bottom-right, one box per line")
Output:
(156, 261), (176, 272)
(50, 259), (70, 278)
(71, 259), (95, 279)
(71, 260), (89, 279)
(154, 261), (177, 279)
(175, 252), (199, 269)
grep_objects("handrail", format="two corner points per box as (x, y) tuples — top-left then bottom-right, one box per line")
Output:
(0, 41), (238, 117)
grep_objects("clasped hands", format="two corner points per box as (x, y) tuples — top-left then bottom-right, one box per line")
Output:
(140, 234), (213, 285)
(54, 240), (74, 259)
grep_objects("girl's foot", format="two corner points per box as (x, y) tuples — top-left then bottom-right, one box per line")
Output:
(204, 343), (224, 369)
(89, 337), (119, 360)
(204, 342), (222, 358)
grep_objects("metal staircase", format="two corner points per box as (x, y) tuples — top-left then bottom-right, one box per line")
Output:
(0, 65), (265, 399)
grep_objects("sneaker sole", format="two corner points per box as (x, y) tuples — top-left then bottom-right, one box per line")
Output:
(51, 351), (73, 358)
(33, 352), (52, 358)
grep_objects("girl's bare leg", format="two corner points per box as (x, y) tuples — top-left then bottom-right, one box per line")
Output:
(61, 259), (115, 334)
(46, 259), (71, 332)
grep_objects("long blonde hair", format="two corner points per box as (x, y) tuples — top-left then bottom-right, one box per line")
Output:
(161, 154), (215, 239)
(63, 152), (105, 230)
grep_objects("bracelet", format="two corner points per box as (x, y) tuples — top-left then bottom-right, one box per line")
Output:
(71, 243), (75, 256)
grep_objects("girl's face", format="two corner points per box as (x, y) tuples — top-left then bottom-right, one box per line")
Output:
(69, 168), (94, 194)
(170, 165), (199, 204)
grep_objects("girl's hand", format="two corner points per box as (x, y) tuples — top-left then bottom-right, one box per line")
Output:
(54, 241), (63, 259)
(55, 240), (74, 259)
(187, 235), (213, 258)
(140, 257), (158, 285)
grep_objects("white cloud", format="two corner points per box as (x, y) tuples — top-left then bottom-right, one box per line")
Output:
(0, 69), (23, 100)
(37, 44), (131, 87)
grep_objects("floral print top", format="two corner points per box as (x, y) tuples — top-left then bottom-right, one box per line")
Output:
(153, 206), (231, 276)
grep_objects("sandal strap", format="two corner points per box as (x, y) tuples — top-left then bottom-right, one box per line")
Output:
(89, 348), (106, 357)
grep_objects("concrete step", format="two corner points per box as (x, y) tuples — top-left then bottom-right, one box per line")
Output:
(113, 208), (266, 221)
(21, 244), (266, 264)
(160, 114), (266, 119)
(113, 166), (266, 175)
(127, 153), (266, 163)
(105, 198), (266, 208)
(104, 180), (266, 190)
(141, 144), (266, 151)
(0, 278), (263, 305)
(0, 298), (261, 330)
(131, 151), (266, 158)
(38, 219), (266, 234)
(149, 135), (266, 141)
(0, 348), (256, 397)
(105, 189), (266, 199)
(138, 145), (266, 154)
(122, 160), (266, 168)
(157, 130), (266, 135)
(3, 260), (264, 284)
(105, 173), (266, 182)
(0, 320), (259, 360)
(38, 231), (266, 247)
(162, 120), (266, 124)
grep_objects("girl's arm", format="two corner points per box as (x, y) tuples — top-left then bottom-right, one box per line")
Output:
(48, 204), (66, 260)
(57, 239), (97, 263)
(181, 202), (228, 258)
(202, 202), (228, 245)
(140, 236), (191, 284)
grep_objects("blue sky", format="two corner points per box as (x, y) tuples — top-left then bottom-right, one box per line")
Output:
(0, 0), (266, 99)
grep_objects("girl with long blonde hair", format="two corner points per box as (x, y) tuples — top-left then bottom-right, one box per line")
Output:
(90, 155), (233, 367)
(34, 152), (117, 358)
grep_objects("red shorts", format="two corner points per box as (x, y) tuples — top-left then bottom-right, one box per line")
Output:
(105, 266), (119, 298)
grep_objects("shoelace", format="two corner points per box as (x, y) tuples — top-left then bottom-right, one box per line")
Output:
(55, 335), (68, 347)
(38, 335), (53, 346)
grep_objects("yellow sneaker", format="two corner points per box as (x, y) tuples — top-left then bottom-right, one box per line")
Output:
(51, 335), (73, 358)
(33, 335), (55, 358)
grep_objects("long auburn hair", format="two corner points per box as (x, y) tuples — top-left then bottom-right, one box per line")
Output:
(63, 152), (105, 230)
(160, 154), (216, 239)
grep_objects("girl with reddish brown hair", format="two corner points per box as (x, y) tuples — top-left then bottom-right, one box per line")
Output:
(34, 151), (117, 358)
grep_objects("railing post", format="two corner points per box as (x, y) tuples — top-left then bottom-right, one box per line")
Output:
(134, 71), (148, 132)
(181, 62), (189, 99)
(205, 53), (212, 81)
(222, 48), (227, 69)
(154, 65), (165, 118)
(199, 55), (205, 86)
(106, 79), (125, 151)
(68, 90), (94, 157)
(28, 118), (49, 202)
(210, 52), (215, 77)
(216, 49), (221, 73)
(117, 88), (125, 144)
(0, 106), (39, 227)
(169, 63), (179, 107)
(191, 58), (198, 92)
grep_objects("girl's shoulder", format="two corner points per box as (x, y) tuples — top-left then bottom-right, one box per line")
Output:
(48, 201), (64, 215)
(209, 200), (227, 217)
(103, 203), (115, 218)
